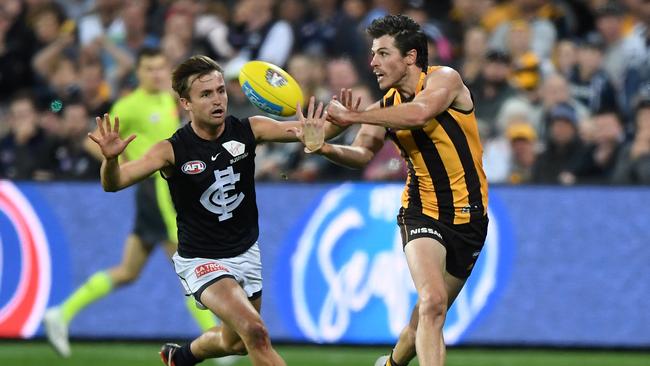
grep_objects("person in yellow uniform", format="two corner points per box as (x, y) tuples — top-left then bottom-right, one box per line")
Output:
(43, 47), (216, 357)
(314, 15), (489, 366)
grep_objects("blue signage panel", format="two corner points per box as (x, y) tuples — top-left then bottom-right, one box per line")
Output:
(1, 181), (648, 347)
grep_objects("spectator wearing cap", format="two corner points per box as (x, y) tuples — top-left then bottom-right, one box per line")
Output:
(532, 103), (584, 184)
(468, 49), (517, 138)
(506, 121), (538, 184)
(567, 32), (620, 116)
(560, 109), (625, 185)
(612, 88), (650, 184)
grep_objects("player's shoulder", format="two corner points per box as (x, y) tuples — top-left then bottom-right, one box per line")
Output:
(426, 65), (461, 79)
(424, 65), (464, 89)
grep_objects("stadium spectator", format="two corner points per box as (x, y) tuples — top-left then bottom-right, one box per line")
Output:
(53, 101), (101, 180)
(0, 0), (36, 103)
(456, 26), (489, 84)
(227, 0), (294, 69)
(552, 38), (578, 78)
(568, 33), (619, 116)
(532, 103), (585, 184)
(620, 0), (650, 121)
(487, 1), (558, 61)
(468, 49), (517, 138)
(506, 121), (538, 184)
(592, 3), (628, 89)
(0, 93), (58, 180)
(612, 87), (650, 184)
(560, 109), (624, 185)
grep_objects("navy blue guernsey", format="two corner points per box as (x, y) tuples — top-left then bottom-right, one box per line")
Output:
(166, 116), (258, 259)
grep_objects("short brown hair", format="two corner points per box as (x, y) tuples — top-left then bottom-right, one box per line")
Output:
(172, 55), (223, 99)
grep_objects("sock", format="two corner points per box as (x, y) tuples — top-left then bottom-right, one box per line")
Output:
(185, 296), (218, 332)
(389, 351), (407, 366)
(174, 343), (201, 366)
(60, 271), (113, 324)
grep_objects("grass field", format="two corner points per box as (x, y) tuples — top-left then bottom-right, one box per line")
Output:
(1, 341), (649, 366)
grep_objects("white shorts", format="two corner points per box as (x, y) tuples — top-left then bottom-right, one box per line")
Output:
(172, 242), (263, 309)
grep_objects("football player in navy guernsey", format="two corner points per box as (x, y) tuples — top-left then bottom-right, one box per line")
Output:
(88, 55), (353, 366)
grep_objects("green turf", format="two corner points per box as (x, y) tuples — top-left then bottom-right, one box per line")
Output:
(0, 341), (648, 366)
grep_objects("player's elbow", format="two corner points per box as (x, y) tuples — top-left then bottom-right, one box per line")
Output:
(102, 184), (119, 193)
(406, 104), (433, 128)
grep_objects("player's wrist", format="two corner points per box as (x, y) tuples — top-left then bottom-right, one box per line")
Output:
(304, 142), (327, 155)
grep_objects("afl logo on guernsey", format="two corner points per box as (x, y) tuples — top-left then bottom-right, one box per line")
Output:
(182, 160), (206, 175)
(0, 181), (51, 338)
(277, 183), (514, 344)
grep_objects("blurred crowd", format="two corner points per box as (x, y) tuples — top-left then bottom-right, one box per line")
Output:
(1, 0), (649, 185)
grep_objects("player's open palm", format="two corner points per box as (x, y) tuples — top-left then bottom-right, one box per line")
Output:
(296, 96), (326, 152)
(87, 113), (136, 160)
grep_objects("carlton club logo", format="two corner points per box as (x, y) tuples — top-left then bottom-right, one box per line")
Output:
(0, 181), (52, 338)
(287, 183), (513, 344)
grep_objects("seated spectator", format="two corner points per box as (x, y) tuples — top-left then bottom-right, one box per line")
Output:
(0, 93), (58, 180)
(54, 101), (101, 180)
(505, 122), (538, 184)
(468, 49), (517, 138)
(532, 103), (584, 184)
(560, 110), (625, 185)
(568, 33), (619, 116)
(612, 88), (650, 184)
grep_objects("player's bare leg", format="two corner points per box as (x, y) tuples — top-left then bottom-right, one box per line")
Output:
(193, 278), (285, 365)
(402, 237), (449, 366)
(386, 272), (466, 365)
(107, 234), (152, 285)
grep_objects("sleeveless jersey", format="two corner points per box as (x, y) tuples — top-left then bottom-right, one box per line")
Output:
(166, 116), (258, 259)
(383, 66), (489, 225)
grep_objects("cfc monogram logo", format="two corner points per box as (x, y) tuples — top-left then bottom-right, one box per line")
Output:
(200, 166), (244, 221)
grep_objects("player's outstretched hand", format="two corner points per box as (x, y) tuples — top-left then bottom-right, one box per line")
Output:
(87, 113), (136, 160)
(288, 96), (326, 152)
(327, 88), (360, 127)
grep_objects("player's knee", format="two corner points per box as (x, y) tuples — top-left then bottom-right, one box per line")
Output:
(418, 291), (448, 320)
(202, 329), (247, 356)
(240, 320), (270, 350)
(225, 339), (247, 355)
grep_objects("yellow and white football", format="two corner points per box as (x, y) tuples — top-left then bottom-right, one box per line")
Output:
(238, 60), (304, 117)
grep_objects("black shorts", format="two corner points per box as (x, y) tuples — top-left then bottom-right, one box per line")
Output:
(133, 177), (172, 247)
(397, 207), (488, 279)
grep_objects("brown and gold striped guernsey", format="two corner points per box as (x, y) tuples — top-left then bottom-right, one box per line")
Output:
(383, 66), (488, 225)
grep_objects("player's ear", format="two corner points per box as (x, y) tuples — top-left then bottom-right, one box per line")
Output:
(406, 49), (417, 66)
(179, 97), (191, 111)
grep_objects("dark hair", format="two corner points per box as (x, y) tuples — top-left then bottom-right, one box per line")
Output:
(172, 55), (223, 99)
(366, 14), (428, 70)
(136, 47), (164, 68)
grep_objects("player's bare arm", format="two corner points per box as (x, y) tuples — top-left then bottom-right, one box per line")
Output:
(250, 89), (361, 144)
(311, 100), (386, 168)
(88, 114), (174, 191)
(328, 67), (472, 129)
